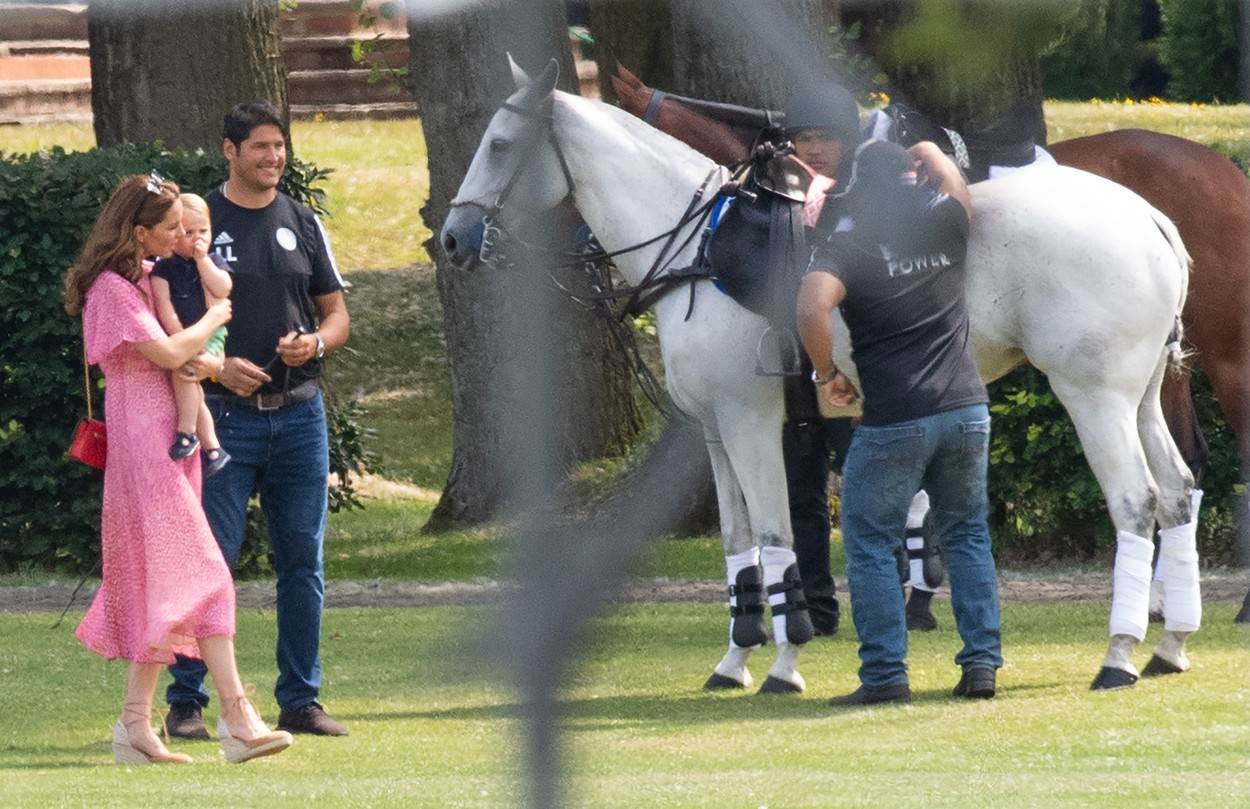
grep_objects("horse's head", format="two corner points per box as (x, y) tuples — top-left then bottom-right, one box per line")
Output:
(441, 57), (571, 270)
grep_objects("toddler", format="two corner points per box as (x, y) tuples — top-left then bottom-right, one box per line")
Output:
(151, 193), (233, 474)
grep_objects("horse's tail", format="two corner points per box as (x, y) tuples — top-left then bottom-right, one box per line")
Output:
(1150, 206), (1192, 371)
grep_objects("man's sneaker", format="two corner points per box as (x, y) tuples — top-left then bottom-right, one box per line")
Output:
(952, 666), (997, 699)
(828, 682), (911, 707)
(166, 702), (210, 740)
(277, 702), (349, 736)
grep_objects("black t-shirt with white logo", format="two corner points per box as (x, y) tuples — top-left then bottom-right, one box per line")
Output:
(151, 253), (232, 328)
(808, 194), (987, 426)
(204, 188), (344, 397)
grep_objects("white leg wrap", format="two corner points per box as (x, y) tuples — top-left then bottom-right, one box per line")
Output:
(725, 548), (760, 587)
(725, 547), (761, 649)
(907, 490), (930, 528)
(905, 537), (935, 592)
(906, 490), (936, 592)
(761, 545), (798, 642)
(1158, 519), (1202, 633)
(1110, 531), (1154, 641)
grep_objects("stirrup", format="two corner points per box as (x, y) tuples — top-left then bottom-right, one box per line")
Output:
(754, 327), (803, 377)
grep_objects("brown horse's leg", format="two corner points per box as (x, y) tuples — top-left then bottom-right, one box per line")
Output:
(1159, 368), (1209, 484)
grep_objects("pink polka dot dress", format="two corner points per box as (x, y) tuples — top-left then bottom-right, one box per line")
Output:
(75, 269), (236, 664)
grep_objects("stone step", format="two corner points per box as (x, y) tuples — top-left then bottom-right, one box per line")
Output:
(0, 54), (90, 81)
(287, 67), (410, 106)
(0, 4), (87, 41)
(0, 39), (89, 58)
(290, 100), (418, 120)
(0, 77), (90, 123)
(281, 33), (409, 72)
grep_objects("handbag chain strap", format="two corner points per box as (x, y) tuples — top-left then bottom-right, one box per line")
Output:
(81, 320), (93, 421)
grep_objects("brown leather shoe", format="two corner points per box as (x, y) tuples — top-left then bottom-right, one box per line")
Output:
(166, 702), (211, 741)
(277, 702), (348, 736)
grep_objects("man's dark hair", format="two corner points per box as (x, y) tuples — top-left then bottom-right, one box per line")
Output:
(223, 100), (288, 147)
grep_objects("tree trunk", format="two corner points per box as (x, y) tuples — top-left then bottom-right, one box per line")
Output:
(843, 1), (1046, 138)
(669, 0), (840, 106)
(88, 0), (288, 151)
(588, 0), (674, 103)
(408, 1), (641, 532)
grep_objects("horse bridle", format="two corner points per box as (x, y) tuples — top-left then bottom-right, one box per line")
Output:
(449, 100), (578, 267)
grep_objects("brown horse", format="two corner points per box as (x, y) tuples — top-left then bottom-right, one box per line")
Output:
(610, 67), (1250, 622)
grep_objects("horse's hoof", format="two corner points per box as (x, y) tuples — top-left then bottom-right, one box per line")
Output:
(1148, 610), (1164, 624)
(757, 675), (803, 695)
(1090, 666), (1139, 691)
(1140, 654), (1185, 677)
(703, 672), (748, 691)
(1235, 605), (1250, 624)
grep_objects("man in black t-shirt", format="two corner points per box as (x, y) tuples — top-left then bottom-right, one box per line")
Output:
(165, 101), (352, 739)
(797, 140), (1002, 706)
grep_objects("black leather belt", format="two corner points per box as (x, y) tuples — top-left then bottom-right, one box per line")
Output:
(209, 380), (318, 411)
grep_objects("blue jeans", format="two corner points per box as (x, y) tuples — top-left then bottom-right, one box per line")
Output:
(841, 403), (1002, 688)
(167, 391), (329, 710)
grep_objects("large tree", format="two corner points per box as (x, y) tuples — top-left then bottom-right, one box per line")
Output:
(588, 0), (675, 102)
(88, 0), (288, 151)
(408, 0), (641, 531)
(669, 0), (841, 105)
(842, 0), (1050, 139)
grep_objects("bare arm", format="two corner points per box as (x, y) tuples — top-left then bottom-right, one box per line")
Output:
(149, 275), (185, 335)
(196, 256), (232, 301)
(797, 271), (858, 407)
(132, 298), (231, 370)
(909, 140), (971, 216)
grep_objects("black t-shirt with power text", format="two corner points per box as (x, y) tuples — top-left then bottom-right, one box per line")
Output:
(808, 194), (987, 426)
(203, 188), (344, 397)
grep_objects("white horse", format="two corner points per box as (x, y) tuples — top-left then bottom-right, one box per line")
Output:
(441, 61), (1202, 693)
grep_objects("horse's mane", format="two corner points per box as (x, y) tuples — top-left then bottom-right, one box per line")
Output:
(553, 90), (723, 177)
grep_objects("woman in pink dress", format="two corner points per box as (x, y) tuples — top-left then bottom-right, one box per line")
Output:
(64, 174), (293, 765)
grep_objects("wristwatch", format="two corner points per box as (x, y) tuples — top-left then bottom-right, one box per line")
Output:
(313, 332), (326, 359)
(812, 367), (840, 386)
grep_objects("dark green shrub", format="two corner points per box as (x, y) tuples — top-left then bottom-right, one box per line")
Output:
(1159, 0), (1241, 101)
(0, 143), (370, 575)
(986, 363), (1243, 565)
(1040, 0), (1146, 100)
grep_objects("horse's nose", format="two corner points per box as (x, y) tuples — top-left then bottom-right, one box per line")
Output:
(442, 230), (458, 255)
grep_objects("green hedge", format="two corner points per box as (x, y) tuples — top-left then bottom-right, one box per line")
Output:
(985, 366), (1241, 564)
(0, 143), (369, 574)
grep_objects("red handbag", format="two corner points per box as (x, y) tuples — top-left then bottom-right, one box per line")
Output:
(68, 337), (107, 470)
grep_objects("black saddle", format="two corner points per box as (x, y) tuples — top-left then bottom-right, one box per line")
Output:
(704, 149), (811, 327)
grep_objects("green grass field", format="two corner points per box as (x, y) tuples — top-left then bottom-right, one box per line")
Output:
(1, 603), (1246, 808)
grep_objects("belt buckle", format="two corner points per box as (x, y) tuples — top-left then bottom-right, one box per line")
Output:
(256, 391), (284, 411)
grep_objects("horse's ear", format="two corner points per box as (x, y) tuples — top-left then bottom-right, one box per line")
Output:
(536, 58), (560, 96)
(508, 53), (531, 90)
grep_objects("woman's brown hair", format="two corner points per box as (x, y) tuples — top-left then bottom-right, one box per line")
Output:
(63, 174), (181, 316)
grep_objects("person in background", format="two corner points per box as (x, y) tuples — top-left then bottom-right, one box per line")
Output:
(797, 140), (1002, 706)
(64, 173), (292, 764)
(165, 100), (351, 739)
(150, 192), (233, 475)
